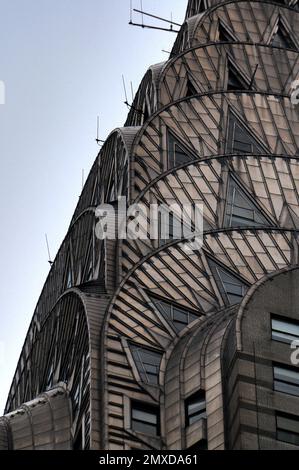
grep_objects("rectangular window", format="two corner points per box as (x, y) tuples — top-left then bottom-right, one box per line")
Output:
(271, 315), (299, 344)
(185, 391), (206, 426)
(276, 412), (299, 446)
(274, 363), (299, 397)
(131, 402), (160, 436)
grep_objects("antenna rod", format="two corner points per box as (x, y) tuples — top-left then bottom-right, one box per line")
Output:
(133, 8), (181, 27)
(129, 21), (179, 33)
(140, 0), (144, 26)
(45, 234), (53, 265)
(122, 74), (129, 105)
(95, 116), (105, 144)
(130, 81), (134, 102)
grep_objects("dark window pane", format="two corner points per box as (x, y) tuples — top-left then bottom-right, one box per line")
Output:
(277, 412), (299, 446)
(173, 308), (189, 324)
(227, 114), (265, 155)
(277, 429), (299, 446)
(225, 179), (269, 229)
(155, 300), (172, 318)
(277, 415), (299, 434)
(132, 420), (157, 436)
(274, 366), (299, 386)
(168, 132), (193, 168)
(187, 439), (208, 451)
(227, 293), (244, 304)
(274, 364), (299, 397)
(188, 400), (206, 415)
(132, 408), (157, 425)
(271, 316), (299, 344)
(130, 344), (162, 385)
(272, 331), (298, 344)
(208, 259), (248, 306)
(272, 318), (299, 336)
(186, 391), (206, 426)
(131, 402), (160, 436)
(275, 381), (299, 397)
(189, 313), (199, 323)
(189, 411), (207, 425)
(186, 80), (197, 97)
(219, 23), (234, 42)
(272, 22), (297, 50)
(152, 296), (199, 332)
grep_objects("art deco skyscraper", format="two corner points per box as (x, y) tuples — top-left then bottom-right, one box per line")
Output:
(1, 0), (299, 450)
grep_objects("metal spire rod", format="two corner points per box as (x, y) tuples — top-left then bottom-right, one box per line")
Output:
(82, 169), (85, 191)
(133, 8), (181, 27)
(95, 116), (105, 145)
(129, 21), (179, 33)
(140, 0), (144, 26)
(122, 74), (129, 105)
(45, 234), (53, 266)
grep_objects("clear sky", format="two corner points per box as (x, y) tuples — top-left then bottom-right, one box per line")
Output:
(0, 1), (187, 413)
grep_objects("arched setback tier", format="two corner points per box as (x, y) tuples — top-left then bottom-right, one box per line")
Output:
(4, 289), (110, 450)
(129, 92), (299, 201)
(19, 125), (141, 343)
(101, 231), (299, 450)
(120, 154), (299, 275)
(126, 1), (299, 128)
(125, 64), (166, 128)
(157, 43), (299, 108)
(175, 1), (299, 56)
(0, 384), (72, 450)
(71, 127), (140, 223)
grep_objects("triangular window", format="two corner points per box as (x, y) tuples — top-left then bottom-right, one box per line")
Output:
(168, 131), (194, 168)
(219, 22), (235, 42)
(129, 344), (162, 385)
(225, 177), (271, 228)
(227, 59), (248, 91)
(151, 296), (199, 332)
(186, 79), (198, 98)
(143, 103), (150, 123)
(208, 259), (248, 305)
(271, 20), (297, 50)
(227, 113), (265, 154)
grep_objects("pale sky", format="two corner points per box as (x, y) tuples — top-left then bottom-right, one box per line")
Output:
(0, 0), (187, 413)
